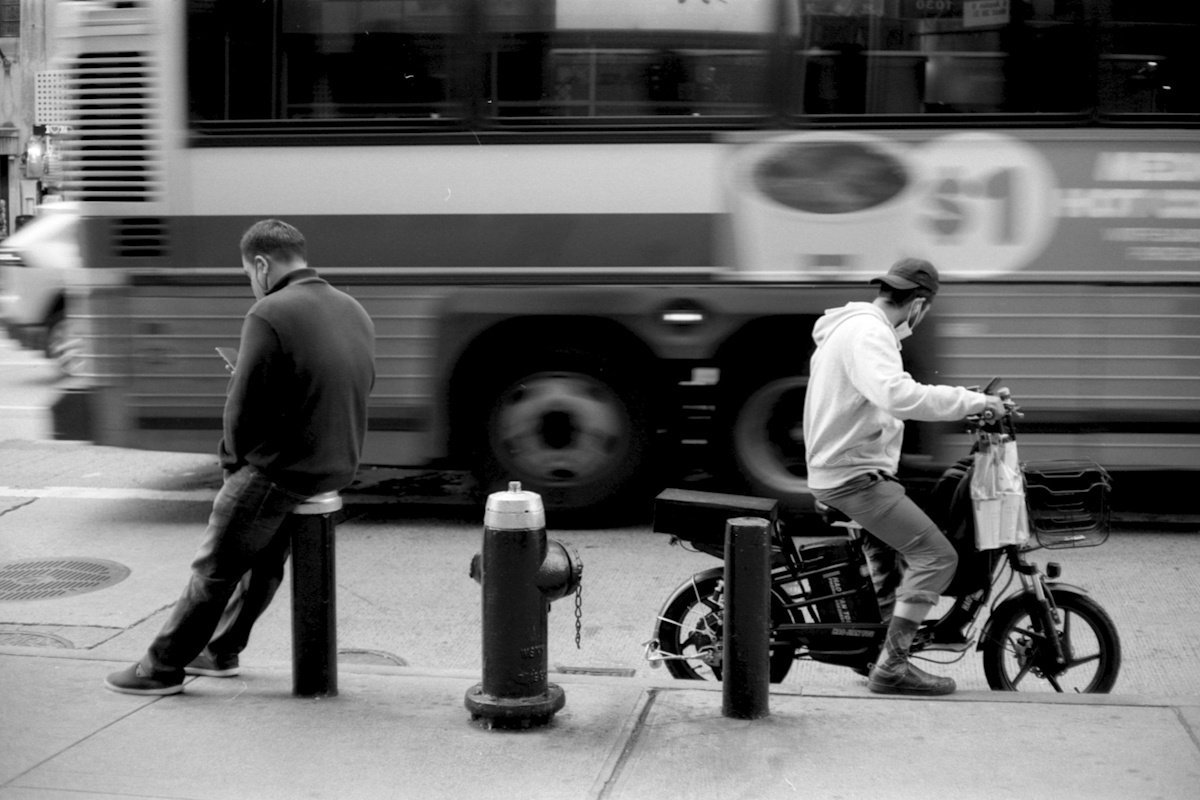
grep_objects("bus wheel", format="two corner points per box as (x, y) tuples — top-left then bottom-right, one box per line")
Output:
(729, 374), (810, 508)
(479, 357), (649, 514)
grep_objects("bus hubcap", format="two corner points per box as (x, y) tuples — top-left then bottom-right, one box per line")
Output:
(494, 372), (627, 485)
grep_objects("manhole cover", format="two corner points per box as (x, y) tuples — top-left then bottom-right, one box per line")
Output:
(0, 630), (74, 648)
(338, 649), (408, 667)
(0, 558), (130, 601)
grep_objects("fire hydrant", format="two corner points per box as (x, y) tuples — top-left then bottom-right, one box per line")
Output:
(465, 482), (583, 729)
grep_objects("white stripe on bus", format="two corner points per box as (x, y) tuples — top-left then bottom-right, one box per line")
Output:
(188, 144), (724, 216)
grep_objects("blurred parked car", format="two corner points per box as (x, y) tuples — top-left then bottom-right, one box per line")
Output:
(0, 206), (83, 376)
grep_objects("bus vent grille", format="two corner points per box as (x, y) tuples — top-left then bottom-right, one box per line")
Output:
(114, 218), (168, 258)
(71, 0), (155, 30)
(57, 51), (163, 203)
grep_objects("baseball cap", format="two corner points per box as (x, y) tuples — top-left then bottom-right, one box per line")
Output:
(870, 258), (939, 295)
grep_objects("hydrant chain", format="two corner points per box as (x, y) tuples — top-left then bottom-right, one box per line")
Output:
(574, 584), (583, 649)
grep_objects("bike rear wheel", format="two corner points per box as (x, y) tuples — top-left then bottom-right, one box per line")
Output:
(981, 589), (1121, 693)
(654, 569), (796, 683)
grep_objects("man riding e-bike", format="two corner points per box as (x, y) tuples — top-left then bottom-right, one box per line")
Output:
(803, 258), (1008, 696)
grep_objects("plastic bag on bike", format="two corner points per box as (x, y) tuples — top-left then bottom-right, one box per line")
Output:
(970, 434), (1030, 550)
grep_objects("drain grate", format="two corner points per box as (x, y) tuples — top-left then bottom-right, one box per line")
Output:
(0, 558), (131, 601)
(553, 665), (637, 678)
(0, 630), (74, 648)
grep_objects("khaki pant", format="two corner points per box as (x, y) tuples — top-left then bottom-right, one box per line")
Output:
(812, 472), (957, 614)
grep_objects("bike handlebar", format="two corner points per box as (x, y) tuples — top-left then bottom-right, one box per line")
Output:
(967, 379), (1022, 428)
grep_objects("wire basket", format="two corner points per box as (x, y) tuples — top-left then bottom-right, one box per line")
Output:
(1022, 460), (1112, 548)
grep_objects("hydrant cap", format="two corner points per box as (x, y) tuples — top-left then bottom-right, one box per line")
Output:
(484, 481), (546, 530)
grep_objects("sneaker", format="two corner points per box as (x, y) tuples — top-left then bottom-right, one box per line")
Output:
(185, 652), (240, 678)
(868, 662), (956, 696)
(105, 663), (184, 696)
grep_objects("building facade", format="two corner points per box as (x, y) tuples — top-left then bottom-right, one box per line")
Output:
(0, 0), (57, 239)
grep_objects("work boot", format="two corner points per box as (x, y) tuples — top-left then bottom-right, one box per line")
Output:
(868, 661), (956, 696)
(868, 614), (957, 696)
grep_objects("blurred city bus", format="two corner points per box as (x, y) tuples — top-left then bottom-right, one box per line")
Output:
(40, 0), (1198, 514)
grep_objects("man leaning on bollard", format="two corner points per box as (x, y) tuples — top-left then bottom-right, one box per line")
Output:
(106, 219), (376, 696)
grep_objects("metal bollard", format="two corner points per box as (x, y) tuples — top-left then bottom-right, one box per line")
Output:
(465, 482), (583, 729)
(290, 490), (342, 698)
(722, 516), (771, 720)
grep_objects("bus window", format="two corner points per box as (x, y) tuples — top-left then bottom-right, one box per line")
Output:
(1096, 2), (1199, 116)
(188, 0), (469, 122)
(789, 0), (1094, 117)
(481, 0), (776, 121)
(789, 0), (884, 115)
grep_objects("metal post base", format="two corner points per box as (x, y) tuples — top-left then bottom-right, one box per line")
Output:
(464, 683), (566, 730)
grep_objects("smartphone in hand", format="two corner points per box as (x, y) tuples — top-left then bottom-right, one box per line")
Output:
(215, 347), (238, 373)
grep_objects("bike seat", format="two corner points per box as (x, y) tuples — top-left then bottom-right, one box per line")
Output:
(815, 501), (855, 527)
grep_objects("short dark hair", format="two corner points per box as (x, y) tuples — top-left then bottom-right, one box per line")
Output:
(240, 219), (306, 263)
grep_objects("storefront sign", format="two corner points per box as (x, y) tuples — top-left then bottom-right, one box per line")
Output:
(963, 0), (1010, 28)
(899, 0), (961, 19)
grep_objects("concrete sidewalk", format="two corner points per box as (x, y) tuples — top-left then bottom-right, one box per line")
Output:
(2, 648), (1198, 800)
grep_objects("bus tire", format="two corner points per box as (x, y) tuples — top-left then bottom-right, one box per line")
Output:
(726, 372), (811, 510)
(475, 346), (650, 516)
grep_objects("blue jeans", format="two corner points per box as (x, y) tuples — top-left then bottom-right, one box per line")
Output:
(141, 465), (308, 675)
(811, 472), (957, 617)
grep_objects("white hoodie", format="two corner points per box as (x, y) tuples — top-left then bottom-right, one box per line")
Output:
(802, 302), (987, 491)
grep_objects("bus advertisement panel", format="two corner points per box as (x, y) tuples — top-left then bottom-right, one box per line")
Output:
(727, 130), (1200, 282)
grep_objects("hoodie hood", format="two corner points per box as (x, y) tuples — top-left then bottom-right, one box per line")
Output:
(803, 301), (986, 491)
(812, 302), (900, 349)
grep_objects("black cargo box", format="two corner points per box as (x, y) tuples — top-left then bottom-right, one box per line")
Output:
(653, 488), (778, 547)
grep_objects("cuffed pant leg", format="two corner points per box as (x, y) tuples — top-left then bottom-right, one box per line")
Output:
(892, 522), (958, 608)
(813, 475), (957, 610)
(860, 532), (902, 623)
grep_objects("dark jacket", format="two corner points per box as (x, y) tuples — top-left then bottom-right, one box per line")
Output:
(219, 268), (376, 495)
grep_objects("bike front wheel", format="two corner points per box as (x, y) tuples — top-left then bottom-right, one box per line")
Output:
(982, 589), (1121, 693)
(654, 569), (796, 683)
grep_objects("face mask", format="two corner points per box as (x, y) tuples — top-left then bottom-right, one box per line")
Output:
(894, 299), (925, 341)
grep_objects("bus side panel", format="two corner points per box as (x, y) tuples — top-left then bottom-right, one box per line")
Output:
(119, 277), (445, 464)
(936, 284), (1200, 469)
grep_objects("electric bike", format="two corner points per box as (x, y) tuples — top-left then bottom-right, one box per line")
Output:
(644, 385), (1121, 693)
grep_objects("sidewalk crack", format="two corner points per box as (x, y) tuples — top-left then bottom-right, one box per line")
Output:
(591, 687), (659, 800)
(0, 497), (37, 518)
(2, 696), (202, 796)
(1175, 706), (1200, 756)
